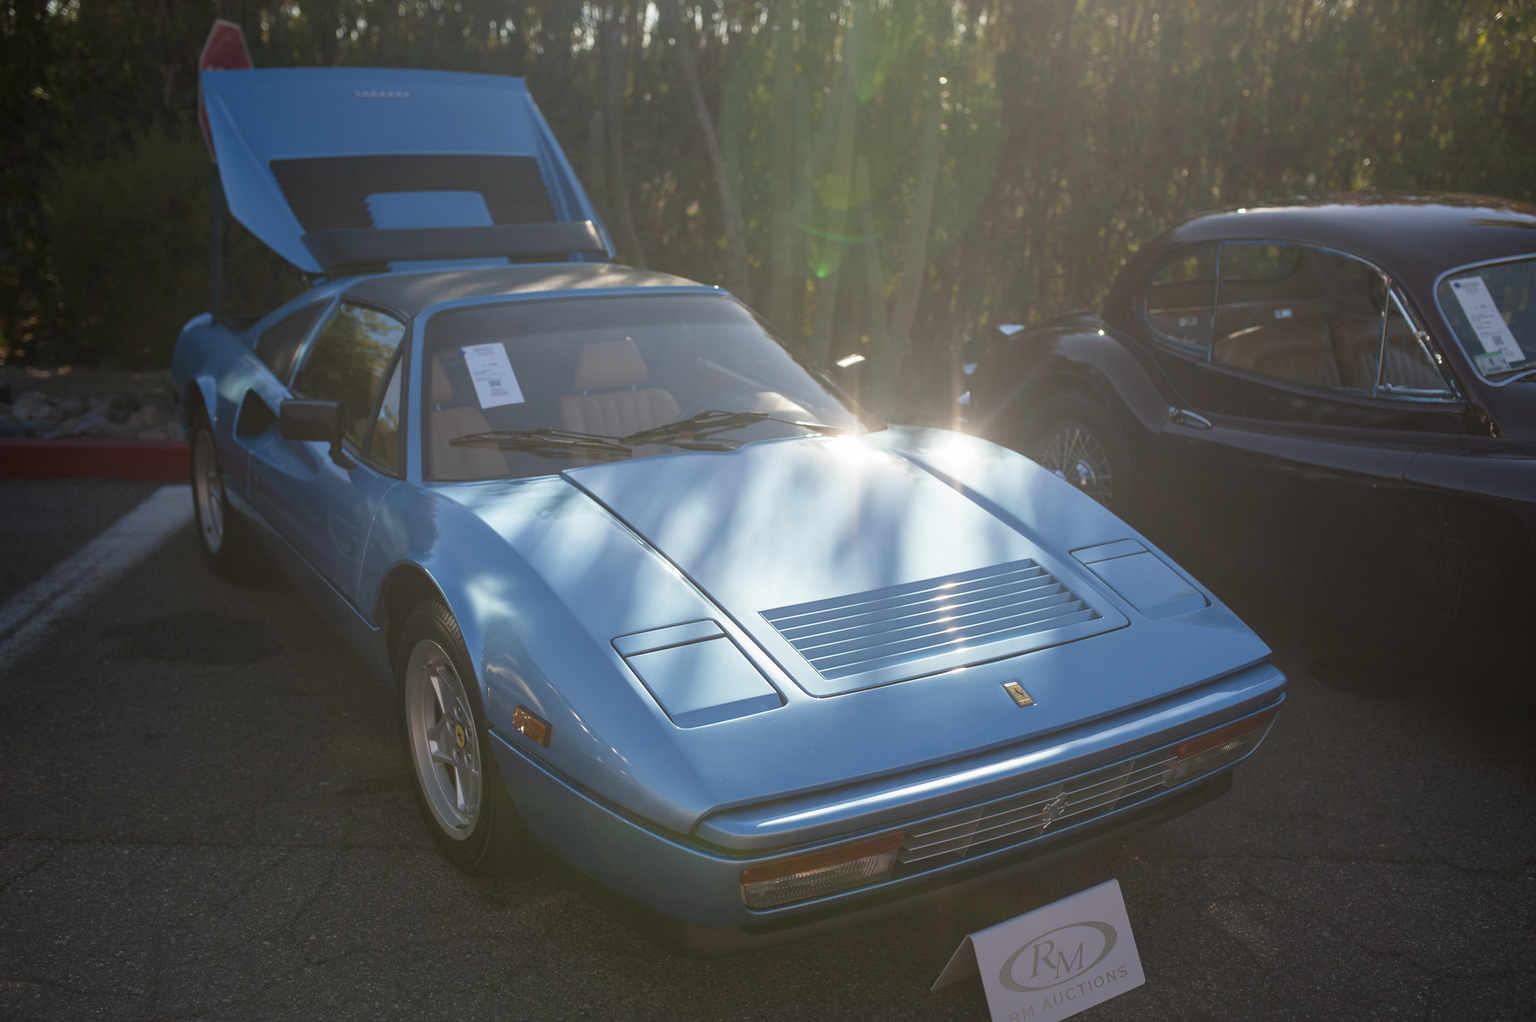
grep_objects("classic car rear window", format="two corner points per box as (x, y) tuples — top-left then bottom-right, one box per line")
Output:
(1436, 257), (1536, 379)
(1145, 246), (1215, 349)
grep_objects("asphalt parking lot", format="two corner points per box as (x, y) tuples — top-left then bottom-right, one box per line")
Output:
(1, 479), (1533, 1020)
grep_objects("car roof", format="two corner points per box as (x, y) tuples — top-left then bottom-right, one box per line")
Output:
(1159, 195), (1536, 283)
(339, 262), (717, 318)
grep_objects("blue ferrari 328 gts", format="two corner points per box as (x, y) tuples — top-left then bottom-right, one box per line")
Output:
(174, 66), (1284, 951)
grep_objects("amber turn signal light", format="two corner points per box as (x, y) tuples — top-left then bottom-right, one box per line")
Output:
(1167, 708), (1276, 785)
(740, 831), (906, 910)
(511, 705), (551, 747)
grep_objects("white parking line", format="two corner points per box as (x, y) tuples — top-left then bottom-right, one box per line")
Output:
(0, 484), (193, 672)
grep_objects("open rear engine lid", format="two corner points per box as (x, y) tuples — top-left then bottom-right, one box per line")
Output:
(200, 67), (613, 274)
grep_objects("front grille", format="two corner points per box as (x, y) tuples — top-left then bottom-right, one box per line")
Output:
(895, 749), (1178, 871)
(762, 559), (1100, 682)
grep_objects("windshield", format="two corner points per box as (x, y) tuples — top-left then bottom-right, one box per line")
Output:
(1436, 257), (1536, 380)
(422, 293), (871, 480)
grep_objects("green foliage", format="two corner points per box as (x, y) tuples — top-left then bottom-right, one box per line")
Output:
(42, 125), (301, 367)
(6, 0), (1536, 399)
(43, 126), (210, 367)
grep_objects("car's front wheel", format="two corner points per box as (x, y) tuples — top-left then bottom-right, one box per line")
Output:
(1029, 392), (1130, 510)
(398, 599), (527, 874)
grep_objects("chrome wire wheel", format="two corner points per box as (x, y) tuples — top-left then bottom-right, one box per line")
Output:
(1038, 422), (1115, 505)
(191, 426), (225, 556)
(403, 638), (483, 840)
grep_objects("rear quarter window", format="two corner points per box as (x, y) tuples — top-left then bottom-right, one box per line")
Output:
(255, 302), (327, 383)
(1144, 245), (1216, 350)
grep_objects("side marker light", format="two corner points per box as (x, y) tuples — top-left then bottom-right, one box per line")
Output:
(1166, 709), (1276, 785)
(511, 705), (551, 747)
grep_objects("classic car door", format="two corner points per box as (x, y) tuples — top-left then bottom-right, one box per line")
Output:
(1143, 241), (1465, 608)
(215, 298), (332, 502)
(247, 300), (406, 605)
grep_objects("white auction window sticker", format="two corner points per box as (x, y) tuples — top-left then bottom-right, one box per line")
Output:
(1448, 276), (1523, 366)
(461, 343), (525, 408)
(933, 879), (1145, 1022)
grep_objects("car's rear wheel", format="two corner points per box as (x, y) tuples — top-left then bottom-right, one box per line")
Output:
(190, 409), (258, 577)
(399, 599), (527, 874)
(1029, 392), (1130, 510)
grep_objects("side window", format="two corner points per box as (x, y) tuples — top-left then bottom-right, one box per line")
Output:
(255, 302), (327, 382)
(1211, 243), (1385, 393)
(1378, 294), (1454, 397)
(1144, 246), (1216, 350)
(292, 302), (408, 449)
(366, 357), (404, 474)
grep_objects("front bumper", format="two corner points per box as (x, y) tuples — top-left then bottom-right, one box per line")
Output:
(490, 661), (1283, 944)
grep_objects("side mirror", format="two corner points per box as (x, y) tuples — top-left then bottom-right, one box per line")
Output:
(280, 399), (350, 466)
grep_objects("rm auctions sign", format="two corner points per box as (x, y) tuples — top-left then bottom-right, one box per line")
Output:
(932, 879), (1145, 1021)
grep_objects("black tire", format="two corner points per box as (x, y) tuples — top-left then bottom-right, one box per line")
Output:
(189, 408), (260, 578)
(1027, 391), (1131, 511)
(397, 599), (528, 875)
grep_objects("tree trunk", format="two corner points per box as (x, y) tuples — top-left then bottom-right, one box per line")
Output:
(877, 40), (946, 409)
(666, 0), (750, 300)
(587, 108), (610, 222)
(856, 156), (888, 410)
(603, 13), (645, 267)
(765, 0), (799, 334)
(809, 5), (864, 366)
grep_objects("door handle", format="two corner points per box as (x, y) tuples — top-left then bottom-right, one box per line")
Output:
(1168, 407), (1212, 430)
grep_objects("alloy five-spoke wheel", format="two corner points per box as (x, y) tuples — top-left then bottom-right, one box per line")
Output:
(397, 599), (527, 874)
(403, 637), (483, 839)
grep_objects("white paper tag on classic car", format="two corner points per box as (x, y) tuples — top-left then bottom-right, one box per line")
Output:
(462, 343), (526, 408)
(932, 879), (1145, 1022)
(1448, 276), (1523, 364)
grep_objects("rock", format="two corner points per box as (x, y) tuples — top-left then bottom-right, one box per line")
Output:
(80, 418), (141, 439)
(49, 412), (96, 436)
(0, 371), (185, 446)
(10, 391), (57, 421)
(137, 422), (184, 442)
(55, 396), (89, 419)
(107, 395), (141, 422)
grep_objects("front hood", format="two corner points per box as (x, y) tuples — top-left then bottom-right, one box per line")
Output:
(565, 436), (1125, 696)
(443, 430), (1273, 835)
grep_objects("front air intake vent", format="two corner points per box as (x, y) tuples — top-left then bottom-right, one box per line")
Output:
(762, 559), (1101, 684)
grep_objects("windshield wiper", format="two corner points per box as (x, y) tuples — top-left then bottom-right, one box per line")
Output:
(622, 409), (852, 446)
(449, 411), (854, 461)
(1486, 364), (1536, 383)
(449, 428), (633, 459)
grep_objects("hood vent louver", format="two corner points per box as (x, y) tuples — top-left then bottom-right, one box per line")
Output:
(763, 559), (1102, 685)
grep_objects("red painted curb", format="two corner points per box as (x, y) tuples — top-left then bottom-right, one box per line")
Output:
(0, 438), (191, 481)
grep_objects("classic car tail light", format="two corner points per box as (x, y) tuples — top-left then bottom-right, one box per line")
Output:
(740, 831), (906, 910)
(1165, 709), (1276, 786)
